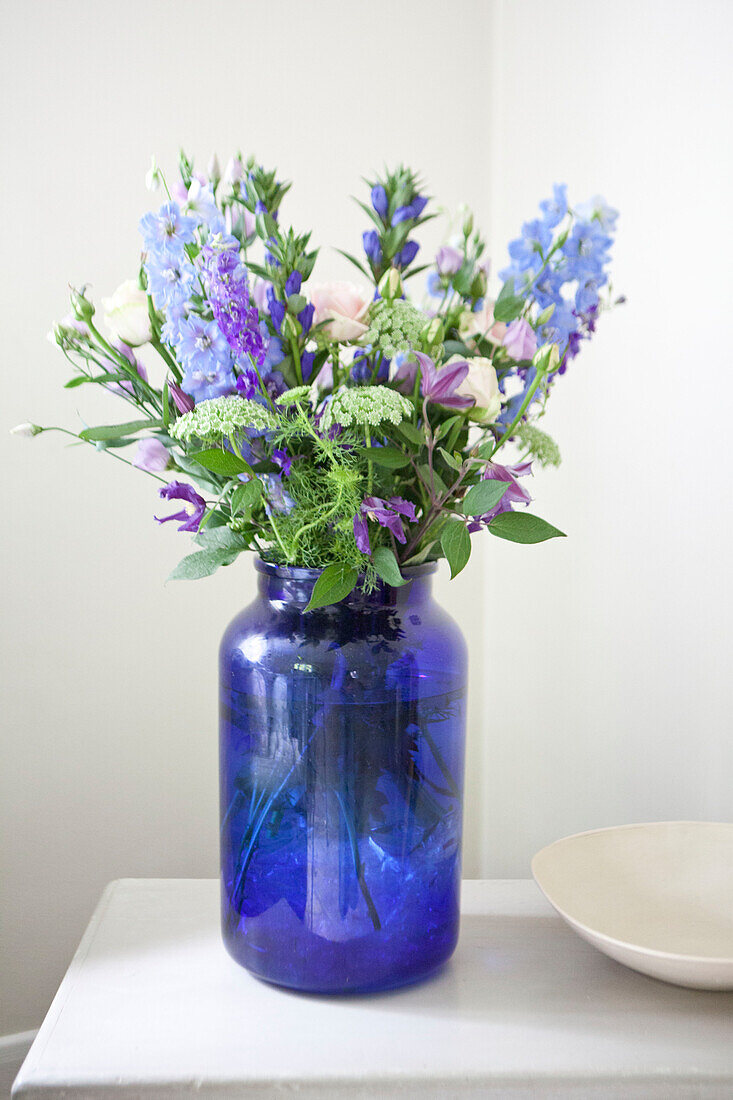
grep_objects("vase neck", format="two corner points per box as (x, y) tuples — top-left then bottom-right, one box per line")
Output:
(255, 559), (436, 611)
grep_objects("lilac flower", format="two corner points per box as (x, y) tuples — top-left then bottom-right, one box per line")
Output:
(502, 318), (537, 361)
(371, 185), (388, 220)
(436, 245), (463, 276)
(139, 202), (197, 258)
(363, 230), (382, 264)
(201, 244), (264, 363)
(395, 240), (420, 268)
(132, 438), (170, 473)
(353, 496), (418, 554)
(169, 380), (195, 414)
(155, 481), (206, 532)
(415, 351), (473, 410)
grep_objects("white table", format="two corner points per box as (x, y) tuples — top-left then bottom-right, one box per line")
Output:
(13, 879), (733, 1098)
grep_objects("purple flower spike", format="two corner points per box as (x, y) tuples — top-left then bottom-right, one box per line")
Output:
(415, 351), (474, 410)
(155, 481), (206, 532)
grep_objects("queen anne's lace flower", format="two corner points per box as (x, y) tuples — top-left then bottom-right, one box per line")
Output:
(320, 385), (413, 430)
(364, 298), (427, 358)
(170, 396), (277, 443)
(276, 386), (314, 408)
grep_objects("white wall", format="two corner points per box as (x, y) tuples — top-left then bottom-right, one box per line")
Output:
(1, 0), (732, 1036)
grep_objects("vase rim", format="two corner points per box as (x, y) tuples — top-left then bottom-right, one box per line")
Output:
(254, 557), (438, 581)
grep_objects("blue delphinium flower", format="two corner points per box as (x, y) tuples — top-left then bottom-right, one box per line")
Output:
(182, 362), (237, 403)
(201, 242), (264, 364)
(175, 315), (232, 375)
(539, 184), (568, 229)
(139, 202), (197, 258)
(145, 253), (196, 312)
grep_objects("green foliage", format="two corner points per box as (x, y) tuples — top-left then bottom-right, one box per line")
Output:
(372, 547), (408, 587)
(441, 520), (471, 578)
(488, 512), (566, 543)
(304, 562), (359, 612)
(460, 480), (510, 517)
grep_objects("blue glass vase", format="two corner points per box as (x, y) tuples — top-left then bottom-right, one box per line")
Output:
(219, 559), (467, 993)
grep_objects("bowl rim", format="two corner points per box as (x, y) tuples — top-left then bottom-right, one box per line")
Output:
(531, 820), (733, 966)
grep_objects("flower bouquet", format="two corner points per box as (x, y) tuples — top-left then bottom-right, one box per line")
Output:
(25, 153), (620, 992)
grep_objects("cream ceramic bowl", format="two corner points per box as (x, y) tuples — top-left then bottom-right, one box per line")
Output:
(532, 821), (733, 990)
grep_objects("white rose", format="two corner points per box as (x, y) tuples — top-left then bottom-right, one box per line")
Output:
(443, 354), (501, 424)
(102, 280), (152, 347)
(310, 281), (370, 343)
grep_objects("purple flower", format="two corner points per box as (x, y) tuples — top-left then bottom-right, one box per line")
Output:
(435, 245), (463, 276)
(363, 230), (382, 264)
(301, 350), (316, 382)
(353, 495), (418, 554)
(201, 244), (264, 363)
(298, 302), (315, 334)
(371, 185), (388, 220)
(266, 287), (286, 334)
(108, 343), (148, 397)
(415, 351), (473, 410)
(273, 449), (293, 476)
(169, 380), (195, 414)
(502, 318), (537, 361)
(395, 240), (420, 268)
(155, 481), (206, 532)
(132, 438), (170, 473)
(393, 196), (428, 223)
(285, 271), (302, 296)
(466, 460), (533, 530)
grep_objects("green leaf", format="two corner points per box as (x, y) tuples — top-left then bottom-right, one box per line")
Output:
(360, 446), (410, 469)
(189, 449), (252, 476)
(443, 339), (471, 358)
(194, 527), (248, 551)
(167, 547), (241, 581)
(287, 293), (307, 314)
(395, 421), (425, 447)
(460, 480), (510, 516)
(493, 277), (525, 323)
(437, 447), (462, 472)
(79, 418), (163, 442)
(435, 415), (462, 441)
(476, 440), (495, 460)
(64, 372), (120, 389)
(488, 511), (566, 543)
(418, 463), (448, 496)
(333, 248), (371, 279)
(304, 563), (359, 613)
(230, 479), (262, 514)
(441, 520), (471, 579)
(372, 546), (408, 587)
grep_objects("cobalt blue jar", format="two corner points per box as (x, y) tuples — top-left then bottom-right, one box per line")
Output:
(219, 559), (467, 993)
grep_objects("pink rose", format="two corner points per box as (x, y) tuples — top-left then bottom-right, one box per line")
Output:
(310, 282), (370, 343)
(502, 318), (537, 361)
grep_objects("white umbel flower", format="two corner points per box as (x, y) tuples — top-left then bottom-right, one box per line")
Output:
(170, 396), (277, 444)
(320, 385), (413, 431)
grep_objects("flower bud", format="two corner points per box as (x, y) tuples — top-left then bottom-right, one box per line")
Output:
(470, 270), (487, 299)
(10, 422), (42, 437)
(281, 313), (301, 341)
(69, 286), (95, 324)
(533, 342), (561, 373)
(420, 317), (444, 349)
(462, 210), (474, 238)
(378, 268), (403, 301)
(207, 153), (221, 187)
(536, 303), (555, 325)
(145, 156), (161, 192)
